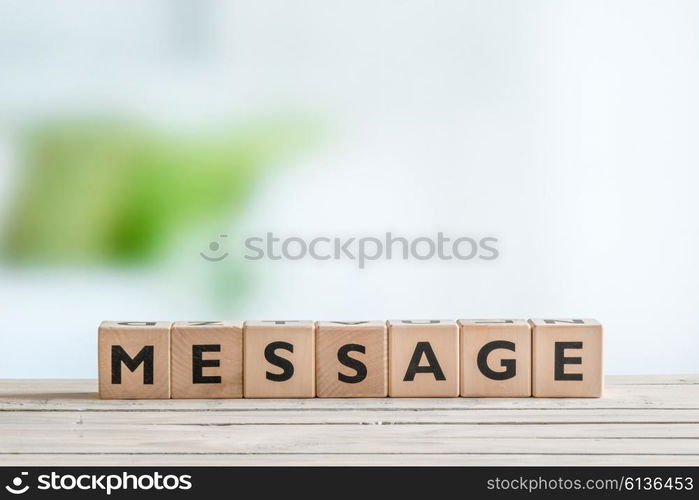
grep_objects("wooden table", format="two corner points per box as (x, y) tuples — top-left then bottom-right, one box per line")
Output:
(1, 375), (697, 466)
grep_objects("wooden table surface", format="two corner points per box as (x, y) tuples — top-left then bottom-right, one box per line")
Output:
(1, 375), (697, 466)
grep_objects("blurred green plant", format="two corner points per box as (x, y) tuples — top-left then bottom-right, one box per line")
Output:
(1, 117), (314, 265)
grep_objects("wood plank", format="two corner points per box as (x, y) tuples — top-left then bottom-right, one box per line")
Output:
(2, 421), (698, 438)
(603, 375), (699, 385)
(1, 424), (698, 454)
(1, 454), (697, 466)
(2, 409), (699, 425)
(1, 377), (698, 411)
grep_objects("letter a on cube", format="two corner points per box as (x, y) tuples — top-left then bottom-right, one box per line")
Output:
(388, 320), (459, 397)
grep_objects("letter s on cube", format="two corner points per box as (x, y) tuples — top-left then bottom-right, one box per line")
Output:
(243, 321), (315, 398)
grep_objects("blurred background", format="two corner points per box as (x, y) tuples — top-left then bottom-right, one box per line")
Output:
(1, 0), (697, 377)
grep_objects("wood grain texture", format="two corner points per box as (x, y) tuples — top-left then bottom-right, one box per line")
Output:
(530, 319), (603, 398)
(244, 321), (315, 398)
(459, 319), (531, 397)
(316, 321), (387, 398)
(98, 321), (171, 400)
(0, 376), (698, 465)
(1, 454), (694, 466)
(171, 321), (243, 399)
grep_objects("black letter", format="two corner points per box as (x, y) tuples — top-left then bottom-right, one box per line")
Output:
(265, 341), (294, 381)
(192, 345), (221, 384)
(403, 342), (446, 381)
(554, 341), (583, 381)
(337, 344), (367, 383)
(477, 341), (516, 380)
(111, 345), (153, 384)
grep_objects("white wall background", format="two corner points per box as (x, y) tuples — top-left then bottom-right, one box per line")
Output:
(0, 0), (697, 377)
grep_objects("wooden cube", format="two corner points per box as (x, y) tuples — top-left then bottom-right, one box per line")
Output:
(171, 321), (243, 399)
(459, 319), (531, 397)
(388, 320), (459, 397)
(244, 321), (315, 398)
(530, 318), (603, 397)
(98, 321), (171, 399)
(316, 321), (387, 398)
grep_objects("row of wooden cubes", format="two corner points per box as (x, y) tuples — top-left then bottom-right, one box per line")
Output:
(98, 319), (603, 399)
